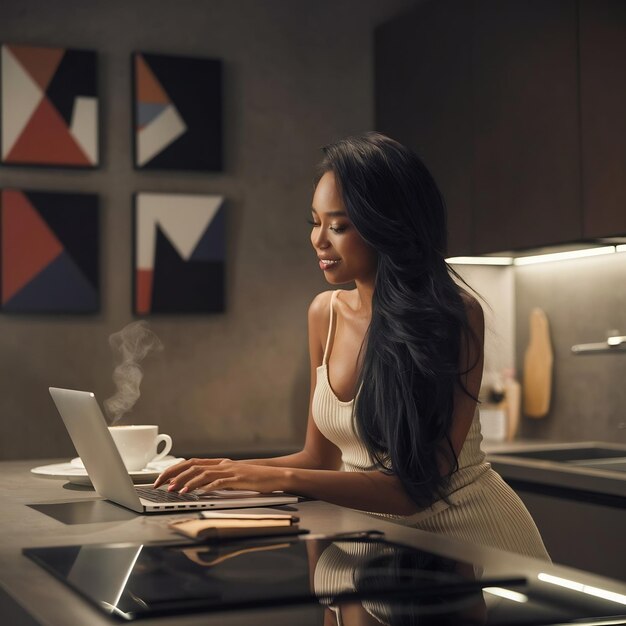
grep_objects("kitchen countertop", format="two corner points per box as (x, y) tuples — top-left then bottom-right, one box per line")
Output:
(482, 439), (558, 454)
(484, 440), (626, 499)
(2, 458), (626, 625)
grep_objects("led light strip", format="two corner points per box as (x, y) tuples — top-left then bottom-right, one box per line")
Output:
(483, 586), (528, 603)
(446, 256), (513, 266)
(538, 572), (626, 605)
(513, 246), (616, 266)
(447, 245), (626, 266)
(549, 620), (626, 626)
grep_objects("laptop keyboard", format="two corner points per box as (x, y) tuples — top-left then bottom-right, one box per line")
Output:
(136, 486), (200, 503)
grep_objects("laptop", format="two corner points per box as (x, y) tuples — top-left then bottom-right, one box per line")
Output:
(48, 387), (299, 514)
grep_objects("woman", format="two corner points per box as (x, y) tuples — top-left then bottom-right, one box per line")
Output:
(155, 132), (549, 560)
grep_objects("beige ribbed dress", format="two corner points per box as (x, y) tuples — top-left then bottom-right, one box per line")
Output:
(312, 290), (550, 561)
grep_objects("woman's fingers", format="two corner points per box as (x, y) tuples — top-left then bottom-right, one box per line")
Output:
(153, 457), (227, 488)
(168, 460), (236, 492)
(162, 463), (282, 494)
(166, 465), (208, 491)
(180, 468), (236, 493)
(155, 460), (267, 494)
(153, 459), (191, 487)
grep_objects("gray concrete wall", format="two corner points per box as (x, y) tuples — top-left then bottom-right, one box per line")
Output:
(515, 253), (626, 443)
(0, 0), (417, 460)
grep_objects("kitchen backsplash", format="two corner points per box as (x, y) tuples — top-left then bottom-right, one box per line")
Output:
(515, 253), (626, 443)
(457, 252), (626, 444)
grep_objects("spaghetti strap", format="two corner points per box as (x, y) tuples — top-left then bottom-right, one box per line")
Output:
(322, 291), (340, 365)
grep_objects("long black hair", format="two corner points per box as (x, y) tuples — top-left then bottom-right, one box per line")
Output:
(316, 132), (479, 509)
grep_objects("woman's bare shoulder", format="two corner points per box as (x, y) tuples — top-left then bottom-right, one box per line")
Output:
(308, 291), (335, 353)
(308, 290), (334, 327)
(459, 290), (484, 334)
(460, 289), (481, 308)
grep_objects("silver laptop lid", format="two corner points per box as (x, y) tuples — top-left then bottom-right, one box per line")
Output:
(49, 387), (143, 513)
(49, 387), (300, 514)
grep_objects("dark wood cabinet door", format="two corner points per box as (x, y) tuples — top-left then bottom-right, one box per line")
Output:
(472, 0), (582, 253)
(580, 0), (626, 238)
(375, 0), (473, 256)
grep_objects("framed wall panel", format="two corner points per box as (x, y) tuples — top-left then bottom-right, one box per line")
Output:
(0, 189), (99, 312)
(133, 192), (225, 314)
(132, 52), (222, 171)
(1, 44), (98, 167)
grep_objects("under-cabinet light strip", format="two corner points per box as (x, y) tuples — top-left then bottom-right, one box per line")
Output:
(446, 256), (513, 265)
(512, 246), (615, 266)
(447, 245), (626, 266)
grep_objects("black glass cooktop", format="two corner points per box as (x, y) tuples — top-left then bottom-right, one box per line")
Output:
(23, 533), (626, 624)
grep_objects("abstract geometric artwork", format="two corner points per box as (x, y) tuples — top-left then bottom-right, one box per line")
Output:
(0, 189), (99, 313)
(134, 192), (225, 314)
(132, 52), (222, 171)
(1, 44), (98, 167)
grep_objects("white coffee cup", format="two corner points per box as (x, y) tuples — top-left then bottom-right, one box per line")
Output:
(108, 425), (173, 471)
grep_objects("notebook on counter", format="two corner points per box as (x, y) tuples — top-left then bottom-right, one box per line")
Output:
(48, 387), (299, 514)
(168, 511), (304, 541)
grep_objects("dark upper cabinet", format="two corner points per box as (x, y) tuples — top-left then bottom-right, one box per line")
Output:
(376, 0), (626, 256)
(579, 0), (626, 238)
(375, 0), (473, 256)
(472, 0), (581, 253)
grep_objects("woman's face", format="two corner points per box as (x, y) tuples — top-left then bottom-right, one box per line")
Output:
(310, 171), (378, 285)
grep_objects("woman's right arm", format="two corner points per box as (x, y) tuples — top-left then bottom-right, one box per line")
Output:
(243, 291), (342, 470)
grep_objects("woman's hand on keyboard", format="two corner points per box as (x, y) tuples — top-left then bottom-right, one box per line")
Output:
(154, 457), (227, 489)
(154, 458), (291, 494)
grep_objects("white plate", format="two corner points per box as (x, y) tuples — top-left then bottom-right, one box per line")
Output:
(30, 456), (184, 486)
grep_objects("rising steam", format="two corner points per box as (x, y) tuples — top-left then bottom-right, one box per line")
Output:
(104, 321), (164, 424)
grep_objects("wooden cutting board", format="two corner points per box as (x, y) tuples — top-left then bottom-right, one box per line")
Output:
(523, 308), (553, 418)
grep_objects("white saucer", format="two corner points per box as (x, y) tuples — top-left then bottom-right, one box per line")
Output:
(30, 456), (184, 486)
